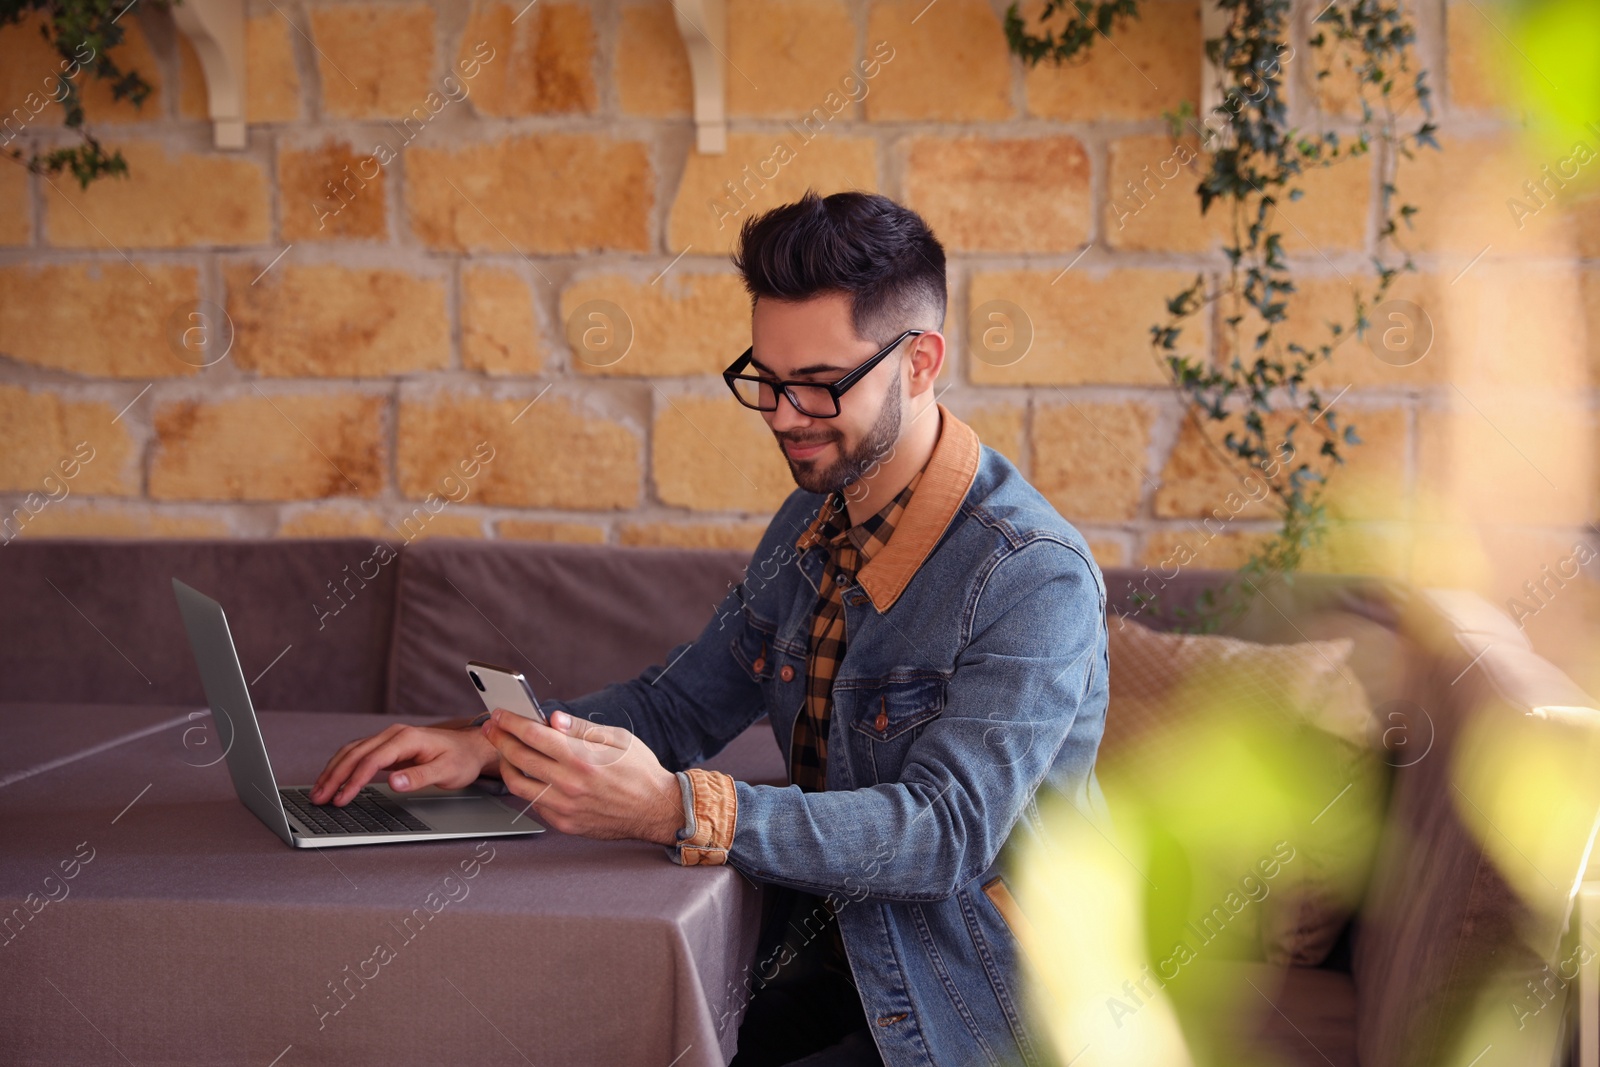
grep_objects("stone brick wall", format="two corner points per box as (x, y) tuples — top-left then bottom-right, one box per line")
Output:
(0, 1), (1595, 620)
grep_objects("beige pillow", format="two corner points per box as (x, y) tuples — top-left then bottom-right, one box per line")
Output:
(1101, 616), (1385, 968)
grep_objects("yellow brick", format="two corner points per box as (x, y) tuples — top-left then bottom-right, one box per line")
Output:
(864, 0), (1008, 120)
(44, 141), (269, 248)
(281, 508), (492, 543)
(277, 507), (391, 538)
(1396, 132), (1557, 256)
(619, 521), (768, 550)
(78, 20), (163, 123)
(176, 32), (208, 120)
(0, 12), (66, 132)
(1275, 154), (1371, 254)
(460, 2), (596, 116)
(398, 393), (640, 509)
(1087, 537), (1129, 568)
(1445, 0), (1521, 114)
(226, 264), (449, 377)
(1152, 406), (1370, 521)
(9, 503), (231, 540)
(1105, 135), (1226, 252)
(409, 133), (652, 253)
(463, 266), (545, 376)
(310, 4), (436, 119)
(726, 0), (856, 117)
(278, 505), (488, 542)
(1570, 188), (1600, 260)
(0, 263), (199, 377)
(1413, 264), (1588, 393)
(1152, 404), (1400, 522)
(386, 508), (486, 543)
(969, 269), (1206, 386)
(905, 135), (1089, 252)
(1031, 401), (1155, 521)
(497, 518), (608, 544)
(668, 132), (878, 256)
(1228, 273), (1451, 390)
(956, 403), (1025, 469)
(1022, 0), (1201, 120)
(246, 15), (301, 122)
(1585, 270), (1600, 389)
(1311, 36), (1428, 120)
(1137, 527), (1275, 572)
(652, 395), (796, 512)
(0, 386), (135, 494)
(0, 163), (28, 245)
(561, 273), (749, 376)
(278, 139), (388, 241)
(1417, 404), (1590, 526)
(617, 3), (691, 116)
(151, 392), (387, 500)
(1318, 407), (1408, 521)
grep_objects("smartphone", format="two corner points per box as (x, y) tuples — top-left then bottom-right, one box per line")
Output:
(466, 661), (547, 726)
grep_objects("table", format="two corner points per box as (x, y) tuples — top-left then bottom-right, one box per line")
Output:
(0, 707), (788, 1067)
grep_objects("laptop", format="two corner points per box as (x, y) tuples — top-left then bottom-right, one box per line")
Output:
(172, 578), (543, 849)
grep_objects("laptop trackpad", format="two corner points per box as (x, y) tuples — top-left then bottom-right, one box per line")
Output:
(403, 796), (526, 831)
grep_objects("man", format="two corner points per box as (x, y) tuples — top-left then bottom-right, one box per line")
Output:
(312, 189), (1111, 1067)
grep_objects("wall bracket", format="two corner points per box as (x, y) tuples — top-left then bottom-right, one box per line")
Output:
(672, 0), (727, 155)
(172, 0), (246, 149)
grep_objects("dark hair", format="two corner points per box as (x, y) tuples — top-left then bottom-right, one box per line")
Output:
(731, 189), (947, 344)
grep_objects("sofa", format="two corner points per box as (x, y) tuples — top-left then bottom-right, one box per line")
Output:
(2, 535), (1596, 1067)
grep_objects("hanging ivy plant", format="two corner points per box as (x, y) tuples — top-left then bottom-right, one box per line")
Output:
(1, 0), (170, 188)
(1005, 0), (1438, 634)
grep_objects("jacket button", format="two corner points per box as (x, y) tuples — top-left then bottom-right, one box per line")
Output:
(874, 709), (889, 732)
(779, 665), (795, 682)
(752, 656), (766, 674)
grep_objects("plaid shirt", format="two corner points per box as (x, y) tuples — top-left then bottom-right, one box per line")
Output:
(786, 466), (925, 977)
(791, 467), (925, 792)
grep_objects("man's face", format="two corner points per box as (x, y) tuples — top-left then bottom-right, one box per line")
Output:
(749, 292), (906, 496)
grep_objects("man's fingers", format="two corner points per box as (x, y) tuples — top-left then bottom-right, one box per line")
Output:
(388, 758), (446, 792)
(561, 715), (632, 752)
(333, 729), (437, 804)
(311, 726), (405, 802)
(487, 708), (631, 763)
(313, 737), (371, 795)
(487, 727), (564, 786)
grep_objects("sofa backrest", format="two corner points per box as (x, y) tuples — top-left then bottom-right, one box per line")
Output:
(1103, 564), (1600, 1067)
(383, 538), (752, 719)
(0, 538), (399, 715)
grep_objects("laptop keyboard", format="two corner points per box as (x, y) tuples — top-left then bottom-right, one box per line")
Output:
(280, 786), (431, 835)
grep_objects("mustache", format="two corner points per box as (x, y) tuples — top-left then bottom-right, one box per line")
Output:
(777, 434), (836, 447)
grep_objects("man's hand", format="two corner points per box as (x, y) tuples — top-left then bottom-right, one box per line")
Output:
(311, 722), (499, 806)
(484, 708), (684, 845)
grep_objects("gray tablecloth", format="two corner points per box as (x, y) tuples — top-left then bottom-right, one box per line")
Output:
(0, 707), (788, 1066)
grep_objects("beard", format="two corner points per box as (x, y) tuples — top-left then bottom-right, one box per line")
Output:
(779, 375), (903, 496)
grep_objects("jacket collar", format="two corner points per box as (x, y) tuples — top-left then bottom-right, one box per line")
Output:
(792, 401), (980, 614)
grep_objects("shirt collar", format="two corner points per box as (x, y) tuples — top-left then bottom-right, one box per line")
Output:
(792, 402), (982, 613)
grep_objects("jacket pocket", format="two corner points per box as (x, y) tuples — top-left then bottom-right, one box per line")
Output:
(981, 874), (1041, 972)
(730, 611), (777, 682)
(838, 672), (947, 783)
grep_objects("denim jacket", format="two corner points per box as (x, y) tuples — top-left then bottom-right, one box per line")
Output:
(543, 403), (1111, 1067)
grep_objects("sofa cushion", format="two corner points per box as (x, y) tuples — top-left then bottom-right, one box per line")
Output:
(0, 539), (399, 714)
(1102, 616), (1386, 969)
(386, 539), (751, 719)
(1102, 567), (1415, 711)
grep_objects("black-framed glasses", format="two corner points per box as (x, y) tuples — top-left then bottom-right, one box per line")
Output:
(722, 329), (925, 418)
